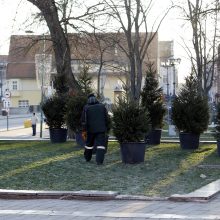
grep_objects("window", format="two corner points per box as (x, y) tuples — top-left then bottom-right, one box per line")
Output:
(12, 81), (18, 90)
(18, 100), (29, 107)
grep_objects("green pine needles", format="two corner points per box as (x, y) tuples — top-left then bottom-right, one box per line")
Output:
(65, 95), (87, 132)
(112, 98), (150, 142)
(42, 95), (67, 129)
(171, 74), (209, 134)
(141, 62), (166, 129)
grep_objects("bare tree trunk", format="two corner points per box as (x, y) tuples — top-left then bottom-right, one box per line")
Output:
(97, 59), (103, 98)
(186, 0), (218, 96)
(27, 0), (80, 94)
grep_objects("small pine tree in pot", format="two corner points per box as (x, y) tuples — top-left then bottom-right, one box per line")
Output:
(65, 95), (87, 146)
(42, 94), (68, 143)
(65, 64), (93, 146)
(141, 62), (166, 145)
(112, 98), (150, 164)
(171, 74), (209, 149)
(213, 102), (220, 156)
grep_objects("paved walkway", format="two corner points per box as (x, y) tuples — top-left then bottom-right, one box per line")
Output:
(0, 124), (49, 140)
(1, 194), (220, 220)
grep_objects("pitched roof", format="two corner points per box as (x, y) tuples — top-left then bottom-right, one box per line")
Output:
(7, 35), (51, 79)
(7, 33), (159, 79)
(7, 62), (35, 79)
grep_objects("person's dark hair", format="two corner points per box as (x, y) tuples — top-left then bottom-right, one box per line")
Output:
(33, 112), (35, 115)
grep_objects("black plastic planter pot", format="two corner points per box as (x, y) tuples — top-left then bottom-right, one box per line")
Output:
(179, 132), (200, 149)
(217, 140), (220, 156)
(75, 132), (85, 147)
(49, 128), (67, 143)
(120, 142), (146, 164)
(145, 129), (162, 145)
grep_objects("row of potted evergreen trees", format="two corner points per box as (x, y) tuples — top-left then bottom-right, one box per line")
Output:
(41, 63), (220, 164)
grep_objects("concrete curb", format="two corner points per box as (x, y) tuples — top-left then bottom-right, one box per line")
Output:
(169, 179), (220, 202)
(1, 181), (220, 202)
(0, 189), (119, 201)
(0, 189), (167, 201)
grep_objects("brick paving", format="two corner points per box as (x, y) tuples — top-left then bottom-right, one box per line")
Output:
(0, 194), (220, 219)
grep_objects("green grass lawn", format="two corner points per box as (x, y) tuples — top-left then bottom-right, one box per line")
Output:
(0, 140), (220, 197)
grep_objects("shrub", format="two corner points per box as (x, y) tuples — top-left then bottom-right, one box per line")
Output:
(141, 63), (166, 129)
(171, 74), (209, 134)
(42, 94), (67, 129)
(65, 95), (87, 132)
(112, 98), (149, 142)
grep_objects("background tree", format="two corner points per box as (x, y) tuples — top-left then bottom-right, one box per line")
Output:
(179, 0), (220, 96)
(77, 64), (94, 96)
(141, 62), (166, 129)
(26, 0), (80, 94)
(171, 73), (209, 134)
(103, 0), (172, 101)
(24, 0), (171, 101)
(26, 0), (105, 94)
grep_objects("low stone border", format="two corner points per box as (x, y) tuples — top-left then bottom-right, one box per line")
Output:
(0, 189), (118, 200)
(169, 179), (220, 202)
(1, 179), (220, 202)
(115, 194), (168, 201)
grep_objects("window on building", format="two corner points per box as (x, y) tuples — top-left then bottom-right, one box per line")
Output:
(18, 100), (29, 107)
(12, 81), (18, 90)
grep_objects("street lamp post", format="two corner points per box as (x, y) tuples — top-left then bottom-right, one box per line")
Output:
(26, 31), (46, 138)
(169, 58), (181, 97)
(40, 34), (46, 138)
(166, 65), (169, 98)
(161, 58), (180, 136)
(161, 61), (172, 127)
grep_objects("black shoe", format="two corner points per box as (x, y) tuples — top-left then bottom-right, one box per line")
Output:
(97, 162), (103, 165)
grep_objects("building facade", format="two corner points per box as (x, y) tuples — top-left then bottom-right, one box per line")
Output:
(6, 33), (159, 109)
(0, 55), (8, 101)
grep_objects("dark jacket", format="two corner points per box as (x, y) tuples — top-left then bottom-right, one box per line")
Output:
(81, 98), (108, 133)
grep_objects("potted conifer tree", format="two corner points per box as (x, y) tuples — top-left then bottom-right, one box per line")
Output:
(42, 74), (69, 143)
(141, 62), (166, 145)
(213, 102), (220, 156)
(65, 64), (93, 146)
(65, 94), (87, 146)
(42, 94), (68, 143)
(112, 98), (149, 164)
(171, 74), (209, 149)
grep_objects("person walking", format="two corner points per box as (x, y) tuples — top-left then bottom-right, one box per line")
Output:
(81, 94), (109, 165)
(31, 112), (38, 136)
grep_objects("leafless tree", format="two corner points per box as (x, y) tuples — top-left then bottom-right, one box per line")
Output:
(180, 0), (220, 96)
(26, 0), (105, 94)
(102, 0), (172, 101)
(26, 0), (80, 94)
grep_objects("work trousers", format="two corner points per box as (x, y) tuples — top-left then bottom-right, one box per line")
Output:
(84, 132), (106, 164)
